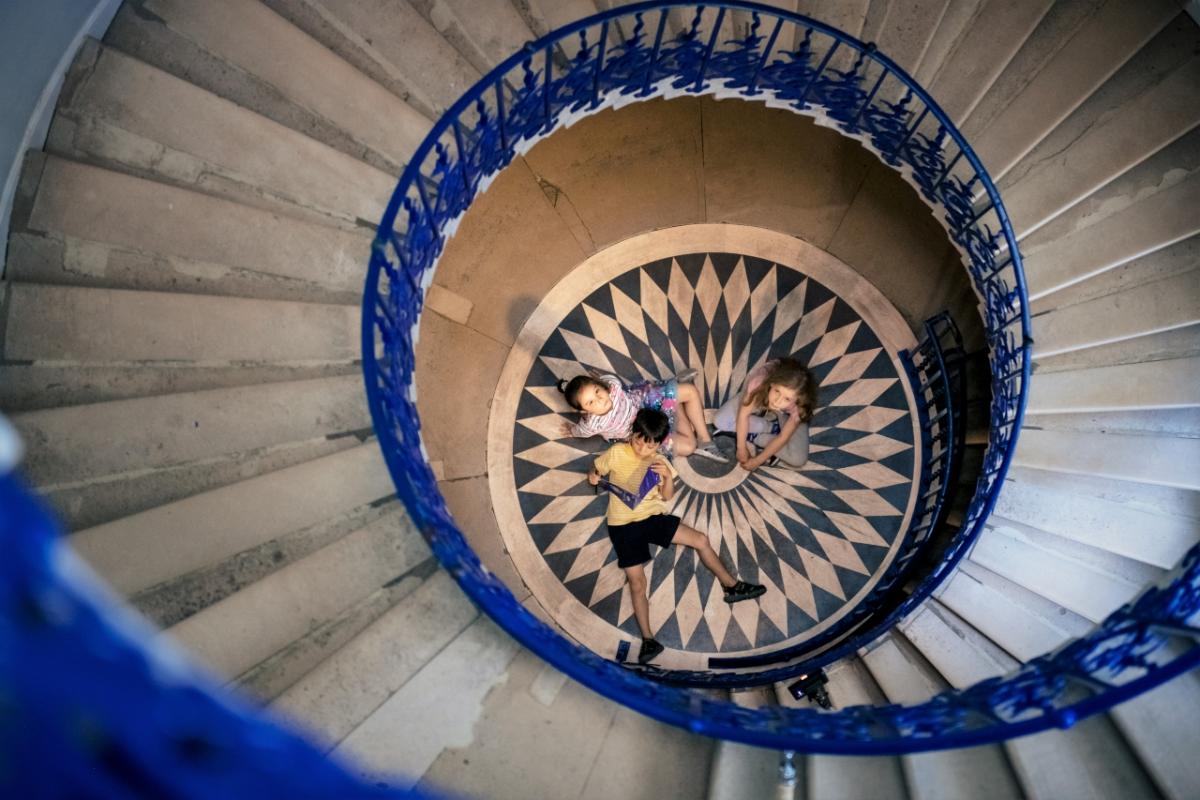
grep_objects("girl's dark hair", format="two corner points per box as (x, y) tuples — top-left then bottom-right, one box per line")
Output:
(556, 375), (605, 411)
(630, 408), (670, 444)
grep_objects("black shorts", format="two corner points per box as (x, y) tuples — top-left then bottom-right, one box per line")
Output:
(607, 514), (681, 568)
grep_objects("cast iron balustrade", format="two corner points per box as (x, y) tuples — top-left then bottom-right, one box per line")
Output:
(2, 10), (1198, 797)
(362, 0), (1200, 751)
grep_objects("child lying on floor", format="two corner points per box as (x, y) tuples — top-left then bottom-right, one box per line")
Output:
(589, 408), (766, 664)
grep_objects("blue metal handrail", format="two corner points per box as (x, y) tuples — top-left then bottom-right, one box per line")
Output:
(355, 0), (1197, 753)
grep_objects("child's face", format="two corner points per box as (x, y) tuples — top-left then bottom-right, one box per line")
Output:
(577, 382), (613, 416)
(630, 434), (660, 460)
(767, 383), (798, 412)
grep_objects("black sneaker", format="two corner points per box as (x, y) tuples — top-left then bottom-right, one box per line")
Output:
(638, 638), (664, 664)
(723, 580), (766, 604)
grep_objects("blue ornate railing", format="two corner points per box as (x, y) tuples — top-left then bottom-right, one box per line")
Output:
(0, 464), (424, 798)
(3, 7), (1194, 785)
(362, 0), (1200, 751)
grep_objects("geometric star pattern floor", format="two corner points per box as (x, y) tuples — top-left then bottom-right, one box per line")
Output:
(501, 250), (919, 659)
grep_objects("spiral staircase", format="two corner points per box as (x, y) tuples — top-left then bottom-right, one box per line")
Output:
(2, 1), (1198, 798)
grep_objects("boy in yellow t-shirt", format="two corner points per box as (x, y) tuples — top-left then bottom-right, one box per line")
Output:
(588, 408), (766, 665)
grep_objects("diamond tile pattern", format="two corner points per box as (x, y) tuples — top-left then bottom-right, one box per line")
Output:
(506, 254), (916, 654)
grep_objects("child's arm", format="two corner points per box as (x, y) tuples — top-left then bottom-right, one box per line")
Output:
(743, 414), (802, 470)
(589, 447), (613, 485)
(734, 401), (755, 464)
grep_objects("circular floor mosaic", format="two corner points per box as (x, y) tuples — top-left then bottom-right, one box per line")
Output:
(488, 225), (921, 669)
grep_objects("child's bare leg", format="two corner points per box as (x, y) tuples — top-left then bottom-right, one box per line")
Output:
(624, 564), (653, 638)
(671, 525), (735, 588)
(675, 383), (713, 444)
(673, 432), (697, 456)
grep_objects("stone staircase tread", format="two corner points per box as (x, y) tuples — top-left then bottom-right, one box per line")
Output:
(164, 505), (431, 679)
(967, 0), (1178, 182)
(51, 41), (394, 226)
(861, 634), (1024, 800)
(1002, 21), (1200, 237)
(1029, 233), (1198, 318)
(925, 0), (1054, 124)
(4, 282), (360, 365)
(1026, 356), (1200, 416)
(18, 156), (371, 299)
(236, 555), (437, 703)
(1012, 426), (1200, 491)
(970, 518), (1161, 624)
(271, 570), (482, 749)
(116, 0), (430, 171)
(0, 362), (360, 415)
(994, 469), (1198, 570)
(10, 373), (369, 489)
(1023, 163), (1200, 301)
(259, 0), (480, 120)
(69, 442), (393, 597)
(1032, 269), (1200, 359)
(407, 0), (536, 77)
(934, 559), (1093, 662)
(1109, 673), (1200, 800)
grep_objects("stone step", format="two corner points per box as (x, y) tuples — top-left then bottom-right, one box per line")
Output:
(1028, 228), (1197, 318)
(1032, 325), (1200, 378)
(269, 569), (481, 753)
(107, 0), (429, 174)
(858, 0), (951, 76)
(1108, 671), (1200, 800)
(11, 155), (370, 304)
(259, 0), (477, 122)
(925, 0), (1053, 124)
(10, 372), (368, 490)
(3, 283), (359, 365)
(993, 465), (1200, 570)
(164, 505), (432, 679)
(933, 559), (1093, 662)
(910, 0), (983, 87)
(707, 687), (788, 800)
(1031, 269), (1200, 359)
(859, 634), (1022, 800)
(795, 0), (870, 40)
(1022, 409), (1200, 445)
(68, 442), (392, 598)
(899, 600), (1159, 800)
(237, 551), (437, 702)
(330, 612), (522, 788)
(776, 658), (907, 800)
(968, 519), (1160, 623)
(49, 40), (394, 227)
(1013, 426), (1200, 491)
(407, 0), (535, 77)
(965, 0), (1177, 181)
(1026, 356), (1200, 415)
(1021, 143), (1200, 301)
(1001, 18), (1200, 238)
(133, 499), (404, 631)
(0, 362), (359, 414)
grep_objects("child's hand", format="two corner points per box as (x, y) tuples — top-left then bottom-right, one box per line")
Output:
(560, 420), (575, 438)
(649, 461), (671, 480)
(739, 454), (765, 472)
(736, 445), (751, 464)
(587, 468), (601, 486)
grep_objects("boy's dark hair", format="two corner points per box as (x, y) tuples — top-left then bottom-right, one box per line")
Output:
(631, 408), (670, 444)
